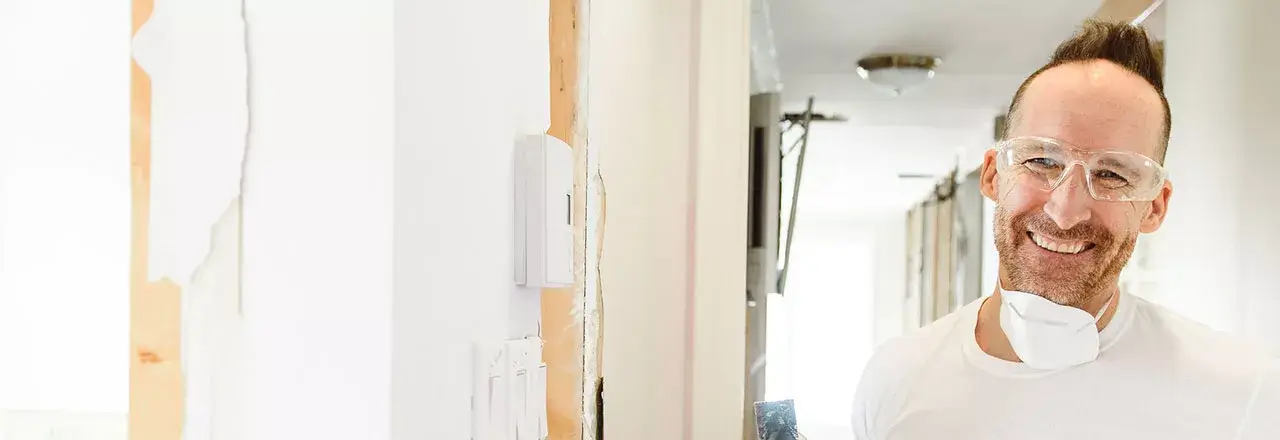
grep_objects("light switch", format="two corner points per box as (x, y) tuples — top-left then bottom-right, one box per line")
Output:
(491, 374), (511, 440)
(515, 133), (575, 288)
(507, 339), (528, 440)
(535, 364), (548, 439)
(473, 342), (509, 440)
(476, 338), (547, 440)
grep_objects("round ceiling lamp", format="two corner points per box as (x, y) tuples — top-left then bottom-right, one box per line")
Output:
(856, 54), (942, 96)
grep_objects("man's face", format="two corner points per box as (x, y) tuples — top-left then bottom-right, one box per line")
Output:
(980, 60), (1172, 307)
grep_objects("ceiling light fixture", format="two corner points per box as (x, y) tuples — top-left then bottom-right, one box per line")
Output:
(856, 54), (942, 96)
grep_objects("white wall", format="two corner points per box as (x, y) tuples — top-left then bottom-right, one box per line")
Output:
(783, 219), (874, 440)
(592, 1), (695, 437)
(240, 1), (395, 439)
(763, 213), (910, 440)
(871, 216), (908, 346)
(980, 197), (998, 299)
(390, 1), (543, 439)
(176, 0), (550, 438)
(1147, 0), (1280, 353)
(0, 0), (130, 419)
(595, 0), (749, 438)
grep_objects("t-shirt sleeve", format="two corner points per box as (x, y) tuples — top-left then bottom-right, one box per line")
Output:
(850, 362), (879, 440)
(851, 339), (913, 440)
(1238, 359), (1280, 440)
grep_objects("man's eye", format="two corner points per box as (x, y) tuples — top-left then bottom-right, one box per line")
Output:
(1023, 157), (1060, 169)
(1094, 170), (1131, 186)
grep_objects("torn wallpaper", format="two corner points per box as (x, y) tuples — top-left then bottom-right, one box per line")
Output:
(130, 0), (248, 439)
(182, 199), (246, 440)
(131, 0), (248, 289)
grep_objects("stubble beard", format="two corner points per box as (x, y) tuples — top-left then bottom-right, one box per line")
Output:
(992, 204), (1136, 308)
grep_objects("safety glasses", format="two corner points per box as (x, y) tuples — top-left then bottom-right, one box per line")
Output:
(994, 136), (1168, 202)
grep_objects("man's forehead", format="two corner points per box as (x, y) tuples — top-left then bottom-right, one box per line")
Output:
(1010, 61), (1164, 155)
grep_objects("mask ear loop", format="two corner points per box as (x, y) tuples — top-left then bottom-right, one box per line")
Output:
(1075, 289), (1118, 332)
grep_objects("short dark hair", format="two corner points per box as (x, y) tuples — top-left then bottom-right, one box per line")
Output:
(1004, 20), (1170, 161)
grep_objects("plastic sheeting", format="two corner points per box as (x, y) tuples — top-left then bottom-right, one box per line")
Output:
(750, 0), (783, 95)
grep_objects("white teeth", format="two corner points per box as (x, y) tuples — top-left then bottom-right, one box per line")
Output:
(1031, 233), (1086, 254)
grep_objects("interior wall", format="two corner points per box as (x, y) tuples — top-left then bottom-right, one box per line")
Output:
(594, 0), (749, 438)
(903, 208), (923, 330)
(952, 171), (985, 306)
(240, 1), (395, 439)
(1148, 0), (1280, 353)
(744, 93), (782, 440)
(0, 0), (130, 431)
(871, 216), (907, 346)
(593, 0), (695, 435)
(782, 219), (874, 440)
(687, 0), (751, 434)
(126, 0), (563, 438)
(765, 214), (905, 439)
(392, 0), (552, 438)
(980, 197), (998, 298)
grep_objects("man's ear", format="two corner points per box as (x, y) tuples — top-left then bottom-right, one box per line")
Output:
(1139, 179), (1173, 233)
(980, 149), (1000, 203)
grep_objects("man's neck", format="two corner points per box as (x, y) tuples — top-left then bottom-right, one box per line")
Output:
(974, 286), (1122, 363)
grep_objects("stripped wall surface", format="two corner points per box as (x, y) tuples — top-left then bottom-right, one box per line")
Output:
(130, 1), (186, 438)
(543, 0), (591, 438)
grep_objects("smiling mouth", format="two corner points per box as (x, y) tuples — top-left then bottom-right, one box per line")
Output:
(1027, 231), (1095, 255)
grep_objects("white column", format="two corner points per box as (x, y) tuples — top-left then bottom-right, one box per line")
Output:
(1149, 0), (1280, 351)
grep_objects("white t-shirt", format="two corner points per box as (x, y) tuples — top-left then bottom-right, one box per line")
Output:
(852, 293), (1280, 440)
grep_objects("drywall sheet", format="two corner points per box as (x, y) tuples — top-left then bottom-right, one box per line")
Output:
(131, 0), (248, 288)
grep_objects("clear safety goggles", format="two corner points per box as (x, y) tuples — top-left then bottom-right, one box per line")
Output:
(994, 136), (1168, 202)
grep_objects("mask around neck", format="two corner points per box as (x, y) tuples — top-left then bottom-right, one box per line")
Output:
(997, 287), (1115, 370)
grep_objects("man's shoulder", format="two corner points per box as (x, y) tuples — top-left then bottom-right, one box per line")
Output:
(853, 304), (974, 438)
(862, 305), (970, 384)
(1131, 296), (1274, 361)
(1129, 296), (1277, 394)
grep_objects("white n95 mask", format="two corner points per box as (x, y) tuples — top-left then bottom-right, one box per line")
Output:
(999, 288), (1115, 370)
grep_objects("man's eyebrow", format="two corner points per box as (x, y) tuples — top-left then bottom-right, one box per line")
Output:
(1092, 156), (1145, 175)
(1094, 157), (1126, 166)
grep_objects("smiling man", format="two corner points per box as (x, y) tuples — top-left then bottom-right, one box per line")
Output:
(852, 21), (1279, 439)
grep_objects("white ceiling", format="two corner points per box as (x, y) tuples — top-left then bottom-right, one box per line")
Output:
(768, 0), (1117, 218)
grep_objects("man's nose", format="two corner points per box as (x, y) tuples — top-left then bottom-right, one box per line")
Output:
(1044, 165), (1093, 230)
